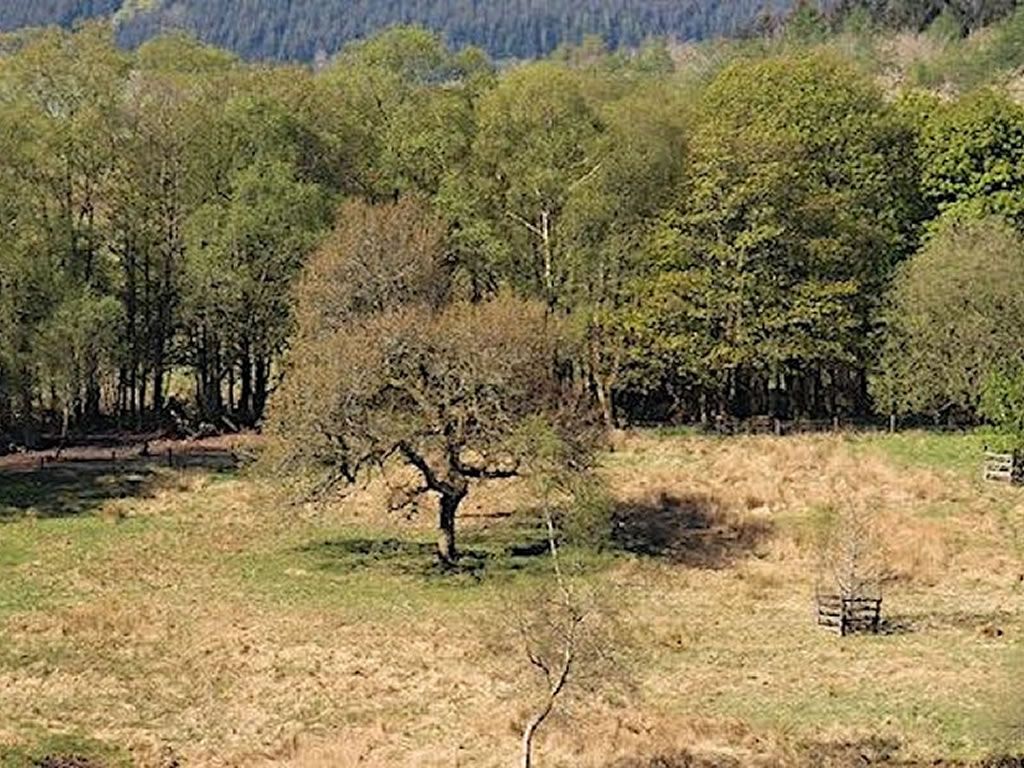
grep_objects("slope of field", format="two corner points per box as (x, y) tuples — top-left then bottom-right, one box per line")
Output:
(0, 431), (1021, 767)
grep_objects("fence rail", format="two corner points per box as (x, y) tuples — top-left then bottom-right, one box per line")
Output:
(984, 450), (1023, 484)
(816, 594), (882, 636)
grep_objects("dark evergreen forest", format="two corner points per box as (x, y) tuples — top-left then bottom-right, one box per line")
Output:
(4, 0), (785, 60)
(0, 0), (120, 32)
(3, 1), (1021, 60)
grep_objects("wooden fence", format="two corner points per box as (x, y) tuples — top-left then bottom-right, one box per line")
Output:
(18, 441), (241, 475)
(712, 416), (843, 436)
(984, 450), (1023, 484)
(816, 594), (882, 636)
(708, 415), (897, 437)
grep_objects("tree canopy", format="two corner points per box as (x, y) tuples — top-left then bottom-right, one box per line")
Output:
(873, 216), (1024, 420)
(5, 20), (1024, 458)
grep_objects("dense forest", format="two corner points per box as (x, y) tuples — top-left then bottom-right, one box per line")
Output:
(2, 0), (783, 60)
(3, 0), (1024, 60)
(113, 0), (780, 60)
(0, 0), (120, 34)
(6, 2), (1024, 449)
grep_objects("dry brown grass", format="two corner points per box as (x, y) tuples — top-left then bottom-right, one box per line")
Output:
(1, 431), (1022, 767)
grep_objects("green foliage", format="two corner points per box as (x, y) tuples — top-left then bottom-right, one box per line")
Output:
(912, 6), (1024, 89)
(874, 216), (1024, 419)
(784, 0), (830, 43)
(831, 0), (1021, 34)
(135, 30), (237, 72)
(925, 8), (962, 41)
(321, 27), (485, 199)
(980, 362), (1024, 449)
(624, 52), (920, 416)
(919, 89), (1024, 224)
(446, 61), (604, 303)
(10, 17), (1024, 443)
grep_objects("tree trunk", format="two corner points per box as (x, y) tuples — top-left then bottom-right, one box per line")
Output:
(253, 355), (270, 422)
(541, 209), (553, 307)
(153, 364), (165, 418)
(438, 491), (463, 565)
(595, 381), (614, 430)
(18, 376), (37, 449)
(240, 344), (253, 423)
(521, 709), (549, 768)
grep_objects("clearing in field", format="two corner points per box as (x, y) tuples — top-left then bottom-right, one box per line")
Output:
(0, 430), (1022, 767)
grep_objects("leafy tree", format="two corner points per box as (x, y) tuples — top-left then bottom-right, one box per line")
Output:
(636, 53), (921, 419)
(0, 118), (45, 440)
(0, 24), (127, 430)
(560, 82), (689, 425)
(269, 198), (588, 563)
(109, 57), (215, 423)
(784, 0), (831, 43)
(37, 290), (121, 438)
(980, 362), (1024, 449)
(294, 197), (450, 334)
(919, 89), (1024, 225)
(319, 27), (489, 201)
(134, 32), (238, 73)
(183, 158), (330, 423)
(445, 61), (605, 306)
(874, 216), (1024, 420)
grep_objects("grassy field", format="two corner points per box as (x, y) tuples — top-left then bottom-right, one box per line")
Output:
(0, 431), (1022, 767)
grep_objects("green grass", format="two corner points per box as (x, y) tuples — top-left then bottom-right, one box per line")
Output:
(232, 517), (618, 620)
(851, 429), (992, 475)
(0, 733), (131, 768)
(0, 515), (156, 619)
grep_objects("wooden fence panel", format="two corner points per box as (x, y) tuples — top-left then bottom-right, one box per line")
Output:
(816, 595), (882, 636)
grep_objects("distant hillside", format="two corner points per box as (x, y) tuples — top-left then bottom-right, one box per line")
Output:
(0, 0), (784, 60)
(0, 0), (120, 32)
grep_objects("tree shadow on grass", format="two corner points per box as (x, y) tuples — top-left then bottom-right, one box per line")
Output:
(0, 465), (160, 521)
(611, 492), (773, 569)
(867, 606), (1023, 638)
(0, 451), (239, 522)
(300, 531), (562, 583)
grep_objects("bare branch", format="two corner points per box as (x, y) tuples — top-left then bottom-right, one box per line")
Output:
(397, 440), (447, 494)
(568, 161), (604, 191)
(506, 209), (544, 238)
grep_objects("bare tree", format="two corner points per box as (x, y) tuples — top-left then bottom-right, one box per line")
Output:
(518, 511), (585, 768)
(508, 445), (626, 768)
(815, 500), (884, 599)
